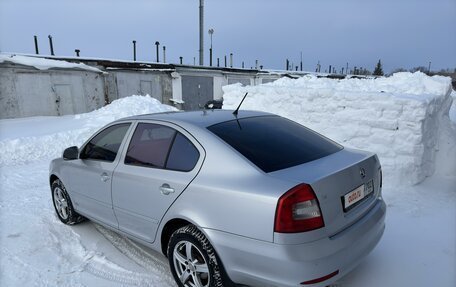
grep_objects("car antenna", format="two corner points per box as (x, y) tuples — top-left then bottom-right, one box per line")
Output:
(233, 92), (248, 116)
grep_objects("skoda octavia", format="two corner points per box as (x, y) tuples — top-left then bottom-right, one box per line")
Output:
(49, 110), (386, 287)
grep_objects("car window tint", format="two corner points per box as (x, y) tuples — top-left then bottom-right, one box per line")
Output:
(166, 133), (200, 172)
(207, 116), (343, 173)
(81, 123), (131, 162)
(125, 123), (176, 168)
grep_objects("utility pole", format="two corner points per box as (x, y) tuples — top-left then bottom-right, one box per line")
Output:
(208, 28), (214, 66)
(199, 0), (204, 66)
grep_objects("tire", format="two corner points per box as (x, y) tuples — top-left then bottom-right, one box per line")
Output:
(51, 179), (85, 225)
(168, 225), (228, 287)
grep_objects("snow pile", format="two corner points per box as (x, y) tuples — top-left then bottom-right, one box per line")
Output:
(0, 95), (177, 165)
(223, 72), (454, 185)
(0, 53), (104, 73)
(450, 90), (456, 123)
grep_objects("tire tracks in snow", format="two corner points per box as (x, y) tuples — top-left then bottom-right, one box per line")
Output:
(44, 216), (174, 286)
(94, 224), (176, 286)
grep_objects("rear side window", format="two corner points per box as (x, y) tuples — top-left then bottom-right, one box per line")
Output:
(207, 116), (342, 173)
(80, 123), (131, 162)
(125, 123), (176, 168)
(125, 123), (200, 171)
(166, 133), (200, 171)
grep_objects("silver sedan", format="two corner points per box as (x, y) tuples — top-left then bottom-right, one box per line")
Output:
(49, 110), (386, 287)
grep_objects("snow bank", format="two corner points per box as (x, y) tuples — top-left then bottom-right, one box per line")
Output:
(0, 54), (104, 73)
(223, 72), (454, 185)
(0, 95), (177, 165)
(450, 90), (456, 124)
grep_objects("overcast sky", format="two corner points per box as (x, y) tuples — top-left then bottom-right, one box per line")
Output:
(0, 0), (455, 73)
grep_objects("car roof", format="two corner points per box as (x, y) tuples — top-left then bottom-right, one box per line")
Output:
(118, 109), (275, 128)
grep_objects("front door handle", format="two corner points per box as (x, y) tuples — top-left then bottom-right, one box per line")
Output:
(160, 184), (175, 195)
(100, 172), (110, 182)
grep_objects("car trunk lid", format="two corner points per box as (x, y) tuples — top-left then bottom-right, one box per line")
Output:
(269, 148), (382, 240)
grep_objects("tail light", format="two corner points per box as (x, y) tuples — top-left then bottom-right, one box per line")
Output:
(274, 183), (324, 233)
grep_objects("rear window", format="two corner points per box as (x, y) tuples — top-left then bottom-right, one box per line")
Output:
(207, 116), (342, 173)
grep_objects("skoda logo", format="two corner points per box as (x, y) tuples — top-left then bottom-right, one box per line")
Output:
(360, 168), (366, 179)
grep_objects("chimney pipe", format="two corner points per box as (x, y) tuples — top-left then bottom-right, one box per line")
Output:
(75, 49), (80, 57)
(230, 53), (233, 68)
(133, 40), (136, 61)
(48, 35), (54, 56)
(34, 35), (39, 54)
(155, 41), (160, 62)
(179, 56), (183, 64)
(163, 46), (166, 63)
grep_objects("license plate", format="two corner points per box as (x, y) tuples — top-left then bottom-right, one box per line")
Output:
(343, 180), (374, 211)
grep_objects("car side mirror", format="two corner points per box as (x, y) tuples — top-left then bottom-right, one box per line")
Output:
(63, 146), (79, 160)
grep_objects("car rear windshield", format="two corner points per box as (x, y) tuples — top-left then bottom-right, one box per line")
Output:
(207, 116), (342, 173)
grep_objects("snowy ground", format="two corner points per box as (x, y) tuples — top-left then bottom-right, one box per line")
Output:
(1, 91), (455, 286)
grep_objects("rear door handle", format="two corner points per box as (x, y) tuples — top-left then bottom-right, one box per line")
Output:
(100, 172), (110, 182)
(160, 184), (175, 195)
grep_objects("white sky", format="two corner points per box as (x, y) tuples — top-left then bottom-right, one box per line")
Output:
(0, 0), (455, 73)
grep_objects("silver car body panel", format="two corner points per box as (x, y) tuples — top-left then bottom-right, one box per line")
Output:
(55, 121), (135, 228)
(111, 120), (206, 242)
(205, 199), (385, 287)
(49, 109), (386, 287)
(269, 148), (382, 244)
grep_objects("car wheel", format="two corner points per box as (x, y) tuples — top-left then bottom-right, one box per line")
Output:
(51, 179), (85, 225)
(168, 225), (225, 287)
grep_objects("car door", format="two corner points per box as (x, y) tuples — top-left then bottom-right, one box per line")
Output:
(112, 121), (204, 243)
(64, 122), (132, 228)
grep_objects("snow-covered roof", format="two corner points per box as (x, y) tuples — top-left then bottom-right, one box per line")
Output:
(0, 54), (104, 73)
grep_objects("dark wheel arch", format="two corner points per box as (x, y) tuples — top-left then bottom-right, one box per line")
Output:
(50, 174), (59, 187)
(161, 218), (193, 256)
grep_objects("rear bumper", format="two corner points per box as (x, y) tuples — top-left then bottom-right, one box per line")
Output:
(204, 198), (386, 287)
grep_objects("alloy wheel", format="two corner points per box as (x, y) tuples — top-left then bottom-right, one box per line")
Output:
(53, 187), (69, 220)
(173, 240), (210, 287)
